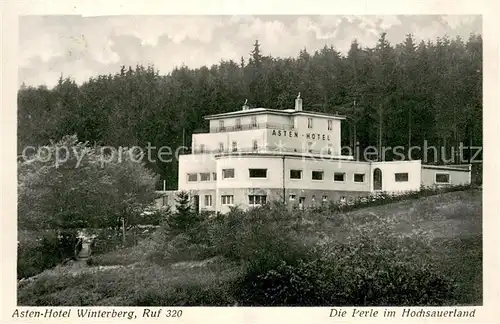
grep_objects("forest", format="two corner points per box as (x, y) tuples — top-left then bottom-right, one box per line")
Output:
(17, 32), (483, 190)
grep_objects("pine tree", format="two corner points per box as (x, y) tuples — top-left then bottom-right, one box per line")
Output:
(167, 191), (200, 234)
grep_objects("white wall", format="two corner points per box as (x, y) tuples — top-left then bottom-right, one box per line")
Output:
(285, 157), (371, 192)
(178, 154), (217, 191)
(154, 190), (177, 210)
(203, 112), (343, 156)
(421, 167), (471, 187)
(370, 160), (422, 193)
(192, 129), (266, 152)
(215, 155), (284, 189)
(174, 154), (433, 213)
(291, 116), (342, 153)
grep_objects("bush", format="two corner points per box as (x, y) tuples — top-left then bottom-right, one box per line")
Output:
(18, 262), (241, 306)
(19, 188), (479, 306)
(207, 205), (315, 275)
(147, 233), (213, 265)
(315, 184), (476, 214)
(235, 203), (459, 306)
(90, 237), (157, 266)
(237, 254), (456, 306)
(17, 230), (79, 279)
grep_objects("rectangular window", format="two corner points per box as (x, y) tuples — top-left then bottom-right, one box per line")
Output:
(290, 169), (302, 179)
(312, 171), (324, 180)
(354, 173), (365, 182)
(213, 172), (217, 180)
(219, 120), (225, 131)
(334, 172), (346, 182)
(289, 194), (296, 201)
(222, 169), (234, 179)
(235, 118), (241, 129)
(308, 142), (313, 153)
(218, 142), (224, 152)
(308, 118), (313, 129)
(251, 116), (257, 127)
(187, 173), (198, 182)
(435, 173), (450, 184)
(249, 168), (267, 178)
(204, 195), (212, 207)
(232, 141), (237, 152)
(395, 173), (409, 182)
(162, 196), (168, 206)
(200, 172), (210, 181)
(199, 144), (206, 153)
(221, 195), (234, 205)
(249, 195), (267, 205)
(328, 120), (333, 130)
(252, 140), (258, 151)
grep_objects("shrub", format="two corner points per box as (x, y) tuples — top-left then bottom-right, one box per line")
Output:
(208, 205), (316, 275)
(237, 254), (456, 306)
(90, 237), (157, 266)
(18, 262), (241, 306)
(315, 184), (476, 214)
(235, 205), (459, 306)
(147, 233), (213, 265)
(17, 230), (78, 279)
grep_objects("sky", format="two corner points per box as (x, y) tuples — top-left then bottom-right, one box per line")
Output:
(18, 15), (481, 88)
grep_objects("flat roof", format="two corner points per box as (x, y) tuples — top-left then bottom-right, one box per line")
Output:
(204, 107), (346, 120)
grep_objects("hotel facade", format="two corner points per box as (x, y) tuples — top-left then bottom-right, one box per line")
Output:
(157, 96), (471, 214)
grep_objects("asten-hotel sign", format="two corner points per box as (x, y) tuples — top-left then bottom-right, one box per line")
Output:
(271, 129), (332, 141)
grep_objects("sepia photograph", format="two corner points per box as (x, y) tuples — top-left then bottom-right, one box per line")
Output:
(15, 14), (483, 309)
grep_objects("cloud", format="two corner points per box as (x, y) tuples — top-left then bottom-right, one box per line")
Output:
(296, 16), (343, 40)
(441, 15), (478, 30)
(18, 15), (481, 88)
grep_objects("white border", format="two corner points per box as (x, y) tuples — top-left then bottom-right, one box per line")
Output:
(2, 1), (499, 324)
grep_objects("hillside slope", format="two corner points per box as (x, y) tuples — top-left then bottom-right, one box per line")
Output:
(18, 189), (482, 306)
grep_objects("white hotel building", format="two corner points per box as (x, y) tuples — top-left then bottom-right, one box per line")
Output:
(157, 96), (471, 214)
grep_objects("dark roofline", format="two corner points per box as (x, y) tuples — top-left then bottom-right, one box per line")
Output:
(204, 108), (346, 120)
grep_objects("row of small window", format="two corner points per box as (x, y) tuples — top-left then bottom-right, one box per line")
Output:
(188, 169), (266, 181)
(199, 141), (333, 154)
(188, 169), (365, 182)
(291, 170), (365, 182)
(310, 118), (334, 130)
(217, 118), (334, 130)
(199, 140), (259, 153)
(218, 117), (258, 130)
(187, 172), (217, 182)
(188, 170), (413, 183)
(288, 194), (345, 203)
(204, 194), (266, 206)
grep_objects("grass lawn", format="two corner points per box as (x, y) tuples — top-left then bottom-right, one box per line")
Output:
(17, 189), (482, 306)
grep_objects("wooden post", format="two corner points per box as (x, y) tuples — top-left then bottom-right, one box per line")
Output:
(122, 217), (126, 247)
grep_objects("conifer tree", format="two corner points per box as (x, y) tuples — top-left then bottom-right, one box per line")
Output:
(167, 191), (201, 234)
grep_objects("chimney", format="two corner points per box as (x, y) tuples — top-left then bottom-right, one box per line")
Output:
(295, 92), (302, 111)
(242, 99), (249, 110)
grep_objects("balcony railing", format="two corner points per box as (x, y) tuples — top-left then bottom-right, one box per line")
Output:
(189, 146), (340, 156)
(210, 122), (294, 133)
